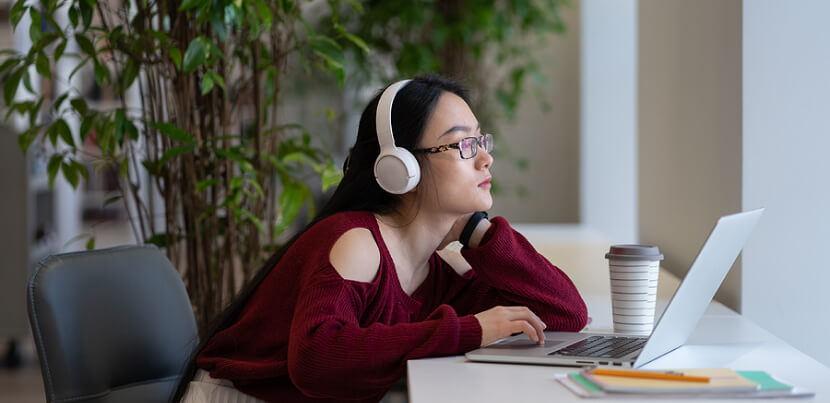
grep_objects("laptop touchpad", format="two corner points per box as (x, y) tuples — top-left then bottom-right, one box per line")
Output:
(487, 339), (569, 349)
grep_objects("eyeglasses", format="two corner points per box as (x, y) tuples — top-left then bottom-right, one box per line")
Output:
(413, 133), (494, 159)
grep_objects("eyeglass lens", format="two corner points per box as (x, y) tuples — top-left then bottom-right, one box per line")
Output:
(460, 133), (493, 159)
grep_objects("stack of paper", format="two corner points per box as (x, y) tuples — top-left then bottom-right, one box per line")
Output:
(555, 368), (815, 399)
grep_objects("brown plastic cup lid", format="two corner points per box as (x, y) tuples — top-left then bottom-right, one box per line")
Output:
(605, 244), (664, 261)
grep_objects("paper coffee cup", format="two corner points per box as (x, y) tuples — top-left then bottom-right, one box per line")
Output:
(605, 245), (664, 334)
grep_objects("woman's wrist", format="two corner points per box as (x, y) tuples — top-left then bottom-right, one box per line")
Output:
(459, 211), (488, 248)
(465, 218), (491, 248)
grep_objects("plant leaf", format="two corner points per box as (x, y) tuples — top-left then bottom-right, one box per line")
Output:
(72, 159), (88, 181)
(169, 47), (182, 70)
(53, 92), (69, 111)
(114, 108), (126, 143)
(229, 176), (244, 190)
(63, 232), (91, 250)
(182, 37), (207, 75)
(210, 7), (227, 42)
(17, 126), (39, 153)
(249, 177), (264, 198)
(237, 207), (265, 235)
(141, 158), (160, 176)
(201, 73), (214, 95)
(71, 97), (88, 115)
(103, 195), (122, 207)
(281, 151), (313, 165)
(75, 33), (95, 57)
(310, 36), (344, 70)
(3, 68), (24, 104)
(79, 0), (93, 27)
(28, 8), (41, 43)
(47, 154), (62, 187)
(22, 69), (33, 94)
(195, 178), (219, 193)
(213, 147), (254, 174)
(0, 58), (20, 76)
(5, 100), (29, 120)
(62, 161), (79, 188)
(206, 71), (225, 91)
(33, 32), (59, 52)
(144, 233), (168, 248)
(46, 120), (59, 147)
(55, 40), (67, 61)
(68, 56), (90, 81)
(255, 0), (273, 29)
(121, 59), (139, 90)
(124, 118), (138, 141)
(178, 0), (204, 11)
(79, 112), (96, 142)
(158, 145), (195, 166)
(273, 180), (308, 237)
(321, 160), (343, 191)
(93, 60), (110, 87)
(68, 5), (78, 27)
(54, 118), (74, 147)
(344, 33), (369, 54)
(152, 122), (195, 144)
(119, 156), (129, 179)
(35, 51), (50, 78)
(10, 0), (27, 28)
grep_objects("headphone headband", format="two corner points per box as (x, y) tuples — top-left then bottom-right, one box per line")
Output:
(375, 79), (411, 151)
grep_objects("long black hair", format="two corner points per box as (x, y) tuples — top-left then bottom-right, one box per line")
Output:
(171, 74), (469, 401)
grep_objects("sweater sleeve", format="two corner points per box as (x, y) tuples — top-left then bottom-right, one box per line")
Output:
(286, 265), (481, 400)
(442, 216), (588, 332)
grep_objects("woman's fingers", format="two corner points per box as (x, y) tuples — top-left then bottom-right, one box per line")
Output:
(475, 305), (550, 346)
(505, 307), (545, 325)
(511, 320), (539, 343)
(504, 307), (546, 343)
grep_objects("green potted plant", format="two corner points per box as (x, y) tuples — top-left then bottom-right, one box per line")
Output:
(2, 0), (365, 332)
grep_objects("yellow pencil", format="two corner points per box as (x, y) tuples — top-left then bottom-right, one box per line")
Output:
(591, 368), (710, 383)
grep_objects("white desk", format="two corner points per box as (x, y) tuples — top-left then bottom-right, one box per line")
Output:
(407, 225), (830, 402)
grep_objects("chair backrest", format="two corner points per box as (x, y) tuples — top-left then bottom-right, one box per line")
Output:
(28, 245), (199, 403)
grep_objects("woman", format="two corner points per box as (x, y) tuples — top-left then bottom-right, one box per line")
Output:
(176, 74), (587, 402)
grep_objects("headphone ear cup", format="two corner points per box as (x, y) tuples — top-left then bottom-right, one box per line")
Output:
(374, 147), (421, 194)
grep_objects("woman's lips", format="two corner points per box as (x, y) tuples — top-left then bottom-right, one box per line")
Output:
(479, 177), (492, 188)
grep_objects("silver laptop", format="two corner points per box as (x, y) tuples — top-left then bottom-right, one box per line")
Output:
(465, 208), (764, 368)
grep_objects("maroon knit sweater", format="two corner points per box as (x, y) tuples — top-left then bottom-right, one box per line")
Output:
(196, 211), (587, 402)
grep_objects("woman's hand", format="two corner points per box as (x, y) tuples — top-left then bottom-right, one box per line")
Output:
(474, 306), (547, 347)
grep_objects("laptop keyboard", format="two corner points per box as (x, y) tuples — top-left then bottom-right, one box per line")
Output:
(549, 335), (647, 359)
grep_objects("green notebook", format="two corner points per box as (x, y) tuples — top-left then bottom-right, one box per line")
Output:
(568, 369), (792, 394)
(580, 368), (759, 394)
(736, 371), (793, 391)
(559, 369), (809, 399)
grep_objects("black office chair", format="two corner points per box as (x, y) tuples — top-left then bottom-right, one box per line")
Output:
(27, 245), (199, 403)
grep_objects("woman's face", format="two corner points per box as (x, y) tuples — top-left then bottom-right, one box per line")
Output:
(416, 91), (494, 215)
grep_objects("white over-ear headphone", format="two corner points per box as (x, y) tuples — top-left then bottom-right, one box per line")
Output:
(374, 79), (421, 194)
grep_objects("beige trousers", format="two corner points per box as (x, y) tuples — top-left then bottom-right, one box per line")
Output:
(180, 370), (266, 403)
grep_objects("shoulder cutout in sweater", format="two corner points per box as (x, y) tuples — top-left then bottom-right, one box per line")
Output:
(328, 227), (381, 283)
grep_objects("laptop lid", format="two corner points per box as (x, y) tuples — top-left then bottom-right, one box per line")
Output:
(633, 208), (764, 366)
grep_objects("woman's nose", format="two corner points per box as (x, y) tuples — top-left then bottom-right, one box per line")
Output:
(476, 147), (493, 169)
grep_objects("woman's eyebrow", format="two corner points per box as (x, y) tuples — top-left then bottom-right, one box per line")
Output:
(439, 122), (481, 138)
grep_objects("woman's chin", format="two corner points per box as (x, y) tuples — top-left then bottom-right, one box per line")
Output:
(478, 195), (493, 211)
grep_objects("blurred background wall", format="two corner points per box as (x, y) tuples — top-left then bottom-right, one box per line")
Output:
(638, 0), (743, 312)
(488, 3), (581, 223)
